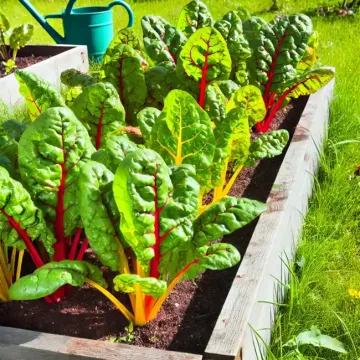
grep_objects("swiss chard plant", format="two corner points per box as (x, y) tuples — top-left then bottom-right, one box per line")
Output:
(242, 15), (334, 132)
(0, 70), (266, 326)
(133, 88), (289, 213)
(7, 145), (266, 324)
(0, 13), (34, 74)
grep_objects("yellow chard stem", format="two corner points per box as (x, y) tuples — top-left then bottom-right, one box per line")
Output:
(0, 266), (9, 299)
(0, 244), (11, 286)
(221, 164), (245, 197)
(135, 284), (147, 325)
(147, 271), (184, 322)
(85, 278), (135, 323)
(10, 248), (16, 280)
(16, 249), (24, 281)
(0, 286), (8, 301)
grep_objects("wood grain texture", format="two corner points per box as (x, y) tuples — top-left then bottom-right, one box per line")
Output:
(0, 327), (202, 360)
(0, 45), (89, 108)
(204, 78), (335, 360)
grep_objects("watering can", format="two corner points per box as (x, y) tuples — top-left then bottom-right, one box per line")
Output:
(18, 0), (134, 61)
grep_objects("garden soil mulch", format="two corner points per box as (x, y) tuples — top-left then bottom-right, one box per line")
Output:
(0, 56), (50, 78)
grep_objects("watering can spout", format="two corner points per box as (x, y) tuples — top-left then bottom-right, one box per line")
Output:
(18, 0), (65, 44)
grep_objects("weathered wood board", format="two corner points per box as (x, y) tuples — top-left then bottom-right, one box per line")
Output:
(0, 45), (88, 108)
(0, 326), (202, 360)
(204, 78), (335, 360)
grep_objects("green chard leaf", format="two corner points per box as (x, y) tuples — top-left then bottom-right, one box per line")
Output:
(214, 11), (251, 84)
(177, 0), (213, 37)
(113, 149), (199, 274)
(227, 85), (266, 126)
(91, 134), (138, 174)
(60, 69), (96, 89)
(9, 260), (106, 300)
(179, 27), (232, 108)
(0, 120), (27, 180)
(246, 130), (289, 167)
(297, 31), (319, 74)
(150, 89), (216, 186)
(108, 27), (141, 51)
(183, 243), (240, 280)
(137, 107), (161, 145)
(211, 108), (249, 186)
(243, 15), (312, 94)
(145, 62), (175, 108)
(279, 67), (334, 100)
(71, 82), (126, 150)
(0, 166), (56, 254)
(79, 161), (121, 271)
(216, 80), (239, 101)
(15, 70), (66, 121)
(142, 16), (186, 65)
(192, 196), (267, 247)
(102, 44), (147, 124)
(9, 24), (34, 53)
(204, 83), (227, 125)
(18, 107), (95, 241)
(0, 13), (10, 32)
(114, 274), (167, 298)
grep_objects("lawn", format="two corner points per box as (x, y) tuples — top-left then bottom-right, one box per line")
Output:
(1, 0), (360, 358)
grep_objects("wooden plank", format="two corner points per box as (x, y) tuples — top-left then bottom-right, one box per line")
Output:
(204, 78), (335, 360)
(0, 326), (202, 360)
(0, 45), (88, 108)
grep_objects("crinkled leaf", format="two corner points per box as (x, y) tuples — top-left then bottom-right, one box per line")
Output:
(91, 134), (138, 174)
(60, 69), (96, 89)
(71, 82), (126, 149)
(114, 274), (167, 298)
(137, 107), (161, 145)
(18, 107), (95, 238)
(245, 130), (289, 167)
(177, 0), (213, 37)
(297, 31), (319, 74)
(227, 85), (266, 126)
(142, 16), (186, 65)
(184, 243), (240, 280)
(102, 44), (147, 124)
(9, 24), (34, 51)
(150, 90), (216, 186)
(0, 13), (10, 32)
(235, 7), (251, 22)
(214, 11), (251, 82)
(216, 80), (239, 101)
(9, 260), (106, 300)
(79, 161), (120, 271)
(108, 27), (141, 51)
(1, 120), (27, 142)
(279, 67), (334, 100)
(204, 83), (226, 125)
(243, 15), (312, 94)
(0, 155), (14, 178)
(15, 70), (65, 121)
(179, 27), (231, 107)
(0, 166), (56, 253)
(113, 149), (199, 270)
(193, 196), (267, 247)
(293, 326), (347, 354)
(211, 108), (248, 186)
(145, 62), (175, 108)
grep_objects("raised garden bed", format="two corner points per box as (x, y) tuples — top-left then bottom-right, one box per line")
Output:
(0, 78), (334, 359)
(0, 45), (88, 108)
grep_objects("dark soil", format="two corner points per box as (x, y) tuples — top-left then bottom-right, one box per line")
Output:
(0, 97), (308, 354)
(0, 56), (50, 77)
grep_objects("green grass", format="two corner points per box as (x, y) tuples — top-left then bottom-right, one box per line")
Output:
(1, 0), (360, 358)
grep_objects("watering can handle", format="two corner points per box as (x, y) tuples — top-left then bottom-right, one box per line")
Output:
(64, 0), (134, 27)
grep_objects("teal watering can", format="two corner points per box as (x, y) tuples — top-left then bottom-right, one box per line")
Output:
(18, 0), (134, 61)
